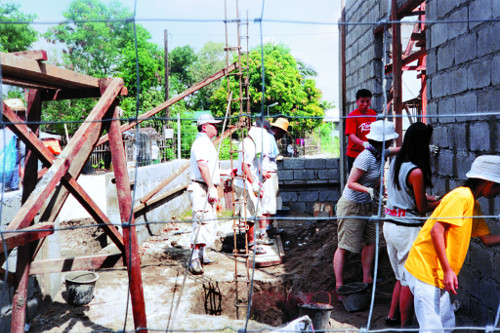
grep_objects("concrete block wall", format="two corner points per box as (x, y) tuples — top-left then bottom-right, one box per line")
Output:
(426, 0), (500, 323)
(344, 0), (388, 113)
(277, 158), (341, 213)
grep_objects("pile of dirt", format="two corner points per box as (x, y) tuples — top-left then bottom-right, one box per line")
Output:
(59, 218), (108, 257)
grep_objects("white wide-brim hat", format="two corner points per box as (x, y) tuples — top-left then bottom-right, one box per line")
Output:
(466, 155), (500, 184)
(365, 120), (399, 142)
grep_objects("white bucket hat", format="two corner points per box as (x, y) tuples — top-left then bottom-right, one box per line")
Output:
(196, 114), (221, 126)
(466, 155), (500, 184)
(365, 120), (399, 142)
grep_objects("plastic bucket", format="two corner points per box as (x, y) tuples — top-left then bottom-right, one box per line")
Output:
(65, 271), (99, 306)
(298, 303), (333, 331)
(336, 282), (370, 312)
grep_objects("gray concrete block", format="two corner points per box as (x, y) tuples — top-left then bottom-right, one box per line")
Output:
(298, 191), (319, 202)
(319, 190), (337, 202)
(437, 41), (455, 71)
(451, 124), (467, 150)
(494, 0), (500, 18)
(478, 88), (500, 114)
(495, 251), (500, 283)
(438, 98), (456, 123)
(448, 6), (469, 38)
(304, 159), (326, 170)
(318, 169), (339, 181)
(455, 33), (477, 65)
(283, 158), (305, 170)
(469, 121), (491, 151)
(294, 170), (316, 180)
(492, 54), (500, 86)
(278, 170), (294, 181)
(325, 158), (339, 169)
(496, 121), (500, 152)
(470, 241), (495, 277)
(434, 126), (450, 148)
(477, 197), (490, 215)
(456, 151), (476, 179)
(448, 68), (468, 95)
(468, 60), (491, 90)
(430, 22), (449, 48)
(427, 101), (438, 123)
(432, 176), (449, 196)
(438, 150), (455, 176)
(468, 296), (496, 325)
(437, 0), (458, 16)
(455, 93), (478, 121)
(290, 202), (306, 213)
(430, 73), (448, 99)
(279, 191), (297, 203)
(477, 23), (500, 57)
(469, 0), (492, 30)
(476, 277), (500, 314)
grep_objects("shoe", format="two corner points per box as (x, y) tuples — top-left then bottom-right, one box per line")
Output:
(189, 257), (204, 275)
(258, 232), (274, 245)
(249, 245), (267, 255)
(267, 227), (284, 237)
(385, 316), (400, 327)
(199, 253), (216, 265)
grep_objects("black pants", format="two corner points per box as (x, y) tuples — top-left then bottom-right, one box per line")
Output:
(347, 156), (355, 174)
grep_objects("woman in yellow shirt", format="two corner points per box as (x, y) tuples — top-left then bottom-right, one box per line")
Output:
(404, 155), (500, 332)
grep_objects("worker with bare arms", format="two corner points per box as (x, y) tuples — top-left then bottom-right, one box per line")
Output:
(187, 114), (223, 275)
(234, 121), (267, 255)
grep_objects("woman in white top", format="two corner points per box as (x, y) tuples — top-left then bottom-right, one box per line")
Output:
(384, 122), (440, 327)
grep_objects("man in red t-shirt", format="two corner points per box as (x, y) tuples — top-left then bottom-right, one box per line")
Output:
(345, 89), (377, 172)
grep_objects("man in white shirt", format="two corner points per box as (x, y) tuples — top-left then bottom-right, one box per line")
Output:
(259, 117), (289, 244)
(234, 123), (267, 254)
(188, 114), (222, 274)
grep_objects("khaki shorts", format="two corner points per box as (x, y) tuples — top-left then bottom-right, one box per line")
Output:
(336, 196), (376, 254)
(261, 173), (279, 215)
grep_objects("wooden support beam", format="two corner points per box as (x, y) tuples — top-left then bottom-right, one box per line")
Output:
(5, 78), (124, 232)
(1, 52), (100, 90)
(410, 32), (425, 41)
(97, 62), (239, 146)
(373, 0), (425, 33)
(134, 185), (188, 216)
(138, 164), (189, 204)
(10, 50), (47, 61)
(0, 223), (54, 254)
(2, 94), (125, 253)
(30, 253), (124, 275)
(392, 0), (403, 146)
(108, 108), (147, 332)
(385, 49), (426, 74)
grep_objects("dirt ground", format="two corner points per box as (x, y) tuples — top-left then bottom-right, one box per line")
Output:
(27, 213), (413, 332)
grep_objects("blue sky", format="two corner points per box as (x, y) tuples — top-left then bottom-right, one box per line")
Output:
(16, 0), (342, 105)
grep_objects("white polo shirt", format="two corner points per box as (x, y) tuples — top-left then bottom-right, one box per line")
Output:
(234, 136), (259, 189)
(190, 132), (220, 186)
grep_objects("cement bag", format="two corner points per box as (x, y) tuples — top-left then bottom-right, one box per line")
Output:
(272, 315), (313, 332)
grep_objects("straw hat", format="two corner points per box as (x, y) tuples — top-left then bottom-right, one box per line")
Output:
(4, 98), (26, 111)
(271, 117), (289, 133)
(196, 114), (221, 126)
(365, 120), (398, 142)
(466, 155), (500, 184)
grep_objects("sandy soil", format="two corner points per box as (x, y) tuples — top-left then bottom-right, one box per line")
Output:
(28, 214), (409, 332)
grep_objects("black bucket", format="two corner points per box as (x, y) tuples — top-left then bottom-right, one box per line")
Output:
(65, 271), (99, 306)
(298, 303), (333, 331)
(337, 282), (370, 312)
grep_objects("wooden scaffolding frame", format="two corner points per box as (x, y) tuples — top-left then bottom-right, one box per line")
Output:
(0, 51), (237, 333)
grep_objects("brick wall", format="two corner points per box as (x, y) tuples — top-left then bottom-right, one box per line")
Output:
(426, 0), (500, 323)
(277, 158), (341, 213)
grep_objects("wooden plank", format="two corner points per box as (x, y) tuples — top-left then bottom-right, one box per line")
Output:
(1, 52), (100, 90)
(385, 48), (426, 74)
(2, 92), (126, 253)
(134, 185), (188, 216)
(392, 0), (403, 146)
(5, 78), (124, 232)
(29, 253), (124, 275)
(11, 246), (30, 333)
(39, 78), (124, 223)
(108, 108), (147, 332)
(0, 223), (54, 254)
(97, 62), (239, 146)
(373, 0), (425, 33)
(10, 50), (47, 61)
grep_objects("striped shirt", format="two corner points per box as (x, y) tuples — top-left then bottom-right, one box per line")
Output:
(342, 148), (389, 203)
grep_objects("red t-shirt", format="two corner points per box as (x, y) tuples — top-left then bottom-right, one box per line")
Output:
(345, 108), (377, 158)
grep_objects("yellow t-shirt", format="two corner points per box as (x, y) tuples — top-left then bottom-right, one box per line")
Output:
(405, 187), (490, 289)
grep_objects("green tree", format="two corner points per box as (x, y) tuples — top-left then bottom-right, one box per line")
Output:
(0, 3), (38, 52)
(211, 43), (323, 136)
(169, 45), (196, 89)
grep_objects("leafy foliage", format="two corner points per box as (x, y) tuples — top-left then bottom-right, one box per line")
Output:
(0, 3), (38, 52)
(210, 43), (323, 136)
